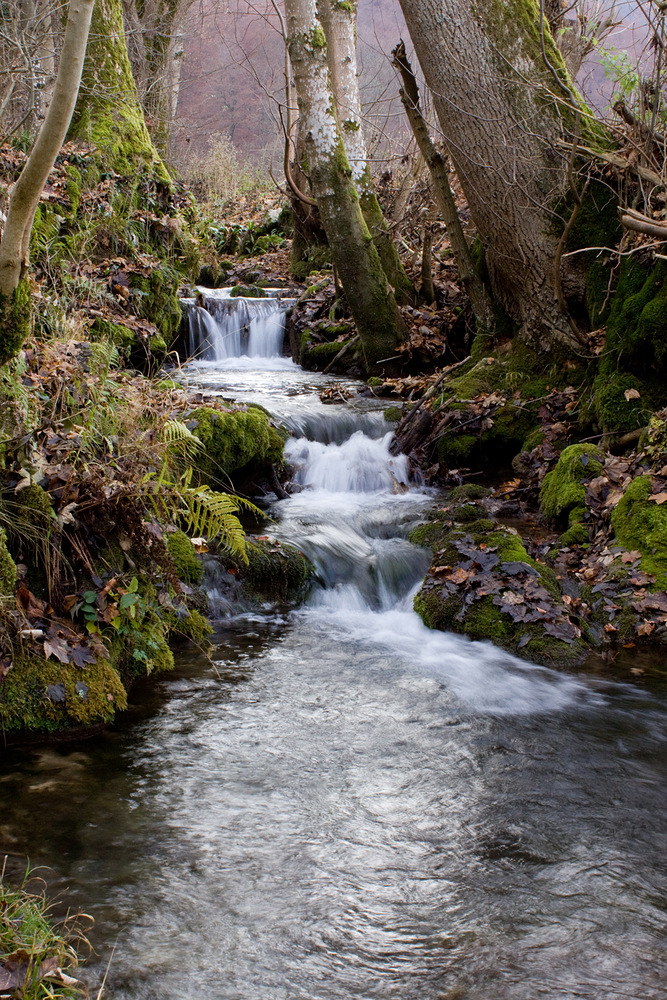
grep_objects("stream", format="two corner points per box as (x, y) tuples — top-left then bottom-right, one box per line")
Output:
(2, 293), (667, 999)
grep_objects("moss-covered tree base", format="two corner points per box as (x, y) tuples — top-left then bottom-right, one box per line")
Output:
(0, 279), (32, 367)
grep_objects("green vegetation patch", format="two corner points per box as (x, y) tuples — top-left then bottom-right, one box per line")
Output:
(166, 530), (203, 585)
(0, 870), (85, 999)
(411, 517), (585, 665)
(611, 474), (667, 589)
(189, 405), (283, 485)
(540, 443), (603, 544)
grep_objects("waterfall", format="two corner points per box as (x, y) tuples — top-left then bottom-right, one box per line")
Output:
(182, 288), (296, 361)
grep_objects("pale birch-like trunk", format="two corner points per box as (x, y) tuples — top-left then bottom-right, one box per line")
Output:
(0, 0), (94, 305)
(285, 0), (403, 368)
(397, 0), (586, 352)
(317, 0), (414, 305)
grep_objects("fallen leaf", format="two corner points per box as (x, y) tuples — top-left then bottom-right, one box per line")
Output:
(637, 620), (656, 636)
(624, 388), (641, 400)
(650, 492), (667, 504)
(43, 636), (71, 664)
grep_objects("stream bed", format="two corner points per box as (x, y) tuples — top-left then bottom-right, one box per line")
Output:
(2, 297), (667, 999)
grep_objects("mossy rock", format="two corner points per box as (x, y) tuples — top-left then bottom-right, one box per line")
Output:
(302, 338), (353, 369)
(384, 406), (403, 422)
(0, 649), (127, 736)
(540, 444), (604, 532)
(89, 317), (137, 354)
(232, 538), (312, 604)
(611, 474), (667, 588)
(230, 284), (266, 298)
(166, 530), (203, 585)
(130, 270), (182, 345)
(411, 519), (585, 666)
(14, 485), (55, 530)
(189, 405), (283, 485)
(449, 484), (491, 500)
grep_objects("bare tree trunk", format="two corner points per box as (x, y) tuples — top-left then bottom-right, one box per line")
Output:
(396, 0), (586, 352)
(318, 0), (415, 305)
(391, 40), (494, 332)
(285, 0), (403, 368)
(0, 0), (95, 367)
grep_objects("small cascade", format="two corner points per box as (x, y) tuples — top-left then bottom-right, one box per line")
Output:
(182, 287), (295, 361)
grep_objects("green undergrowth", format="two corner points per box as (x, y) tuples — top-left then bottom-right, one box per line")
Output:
(540, 443), (604, 545)
(611, 474), (667, 588)
(0, 868), (87, 999)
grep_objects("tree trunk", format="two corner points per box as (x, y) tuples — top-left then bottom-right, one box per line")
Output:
(0, 0), (95, 365)
(318, 0), (415, 305)
(391, 40), (495, 332)
(69, 0), (168, 178)
(122, 0), (190, 155)
(396, 0), (588, 352)
(285, 0), (403, 369)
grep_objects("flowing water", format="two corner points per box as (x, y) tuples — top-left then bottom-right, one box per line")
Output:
(2, 294), (667, 999)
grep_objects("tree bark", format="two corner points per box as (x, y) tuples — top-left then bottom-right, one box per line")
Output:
(391, 40), (494, 332)
(122, 0), (190, 154)
(0, 0), (95, 303)
(285, 0), (403, 369)
(69, 0), (168, 178)
(317, 0), (415, 305)
(396, 0), (587, 352)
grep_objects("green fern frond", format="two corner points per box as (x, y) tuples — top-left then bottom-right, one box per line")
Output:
(161, 420), (203, 452)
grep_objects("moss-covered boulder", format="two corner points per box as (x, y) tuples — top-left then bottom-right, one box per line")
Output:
(540, 443), (604, 545)
(411, 517), (587, 665)
(0, 649), (127, 736)
(189, 405), (283, 485)
(166, 530), (203, 585)
(230, 284), (267, 298)
(611, 474), (667, 588)
(217, 537), (312, 606)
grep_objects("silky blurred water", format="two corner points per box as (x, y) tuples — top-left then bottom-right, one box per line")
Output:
(2, 297), (666, 1000)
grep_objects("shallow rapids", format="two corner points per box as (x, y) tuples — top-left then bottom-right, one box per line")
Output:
(2, 293), (666, 999)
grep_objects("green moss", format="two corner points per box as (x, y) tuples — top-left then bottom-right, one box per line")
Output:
(15, 484), (55, 529)
(310, 24), (327, 49)
(412, 520), (583, 665)
(166, 530), (203, 585)
(540, 443), (604, 526)
(89, 317), (137, 353)
(451, 503), (482, 523)
(69, 0), (169, 181)
(130, 270), (182, 345)
(230, 284), (267, 298)
(436, 433), (478, 467)
(304, 339), (352, 366)
(449, 484), (491, 500)
(0, 279), (32, 367)
(522, 427), (545, 451)
(0, 648), (127, 735)
(189, 405), (283, 485)
(384, 406), (402, 422)
(0, 526), (17, 594)
(235, 538), (312, 603)
(611, 474), (667, 588)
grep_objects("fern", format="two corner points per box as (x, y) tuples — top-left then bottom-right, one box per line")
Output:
(161, 419), (203, 455)
(142, 469), (261, 564)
